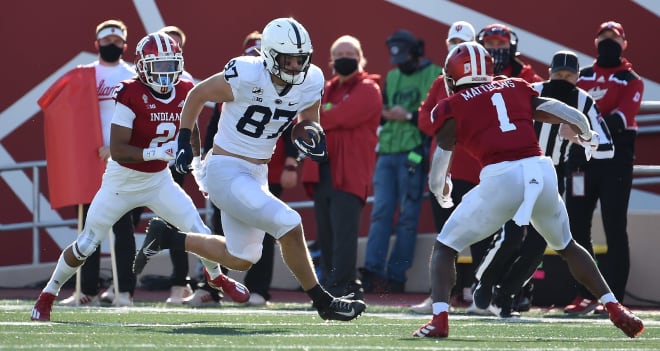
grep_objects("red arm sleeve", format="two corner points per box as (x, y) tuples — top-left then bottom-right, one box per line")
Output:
(519, 65), (544, 83)
(427, 99), (452, 137)
(418, 76), (446, 136)
(617, 78), (644, 127)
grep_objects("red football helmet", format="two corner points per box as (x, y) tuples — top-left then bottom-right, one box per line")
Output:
(443, 42), (493, 95)
(135, 32), (184, 94)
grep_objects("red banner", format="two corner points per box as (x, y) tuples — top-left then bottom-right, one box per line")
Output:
(38, 66), (105, 209)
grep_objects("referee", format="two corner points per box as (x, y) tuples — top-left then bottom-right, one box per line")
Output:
(472, 51), (614, 317)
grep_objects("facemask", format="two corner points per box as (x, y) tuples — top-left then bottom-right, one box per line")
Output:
(158, 75), (173, 87)
(447, 43), (457, 52)
(333, 57), (359, 76)
(487, 48), (510, 74)
(546, 79), (576, 104)
(99, 44), (123, 62)
(596, 39), (622, 68)
(398, 59), (418, 75)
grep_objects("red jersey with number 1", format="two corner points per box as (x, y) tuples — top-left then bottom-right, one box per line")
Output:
(430, 77), (542, 167)
(114, 78), (194, 173)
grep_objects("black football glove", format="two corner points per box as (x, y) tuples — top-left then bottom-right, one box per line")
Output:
(295, 129), (328, 162)
(175, 128), (193, 174)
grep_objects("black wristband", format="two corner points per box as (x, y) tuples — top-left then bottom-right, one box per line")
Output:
(284, 164), (298, 171)
(178, 128), (192, 144)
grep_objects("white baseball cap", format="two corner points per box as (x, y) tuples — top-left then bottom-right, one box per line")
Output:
(447, 21), (475, 42)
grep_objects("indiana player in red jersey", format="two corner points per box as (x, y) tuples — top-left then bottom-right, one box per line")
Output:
(412, 42), (644, 339)
(31, 33), (248, 322)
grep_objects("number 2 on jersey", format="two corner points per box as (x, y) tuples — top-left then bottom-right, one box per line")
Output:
(491, 92), (516, 132)
(149, 122), (177, 147)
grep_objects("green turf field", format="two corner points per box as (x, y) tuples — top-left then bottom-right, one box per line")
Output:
(1, 300), (658, 350)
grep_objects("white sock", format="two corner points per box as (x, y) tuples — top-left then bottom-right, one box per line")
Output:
(599, 293), (617, 305)
(432, 302), (450, 315)
(43, 254), (78, 295)
(200, 257), (222, 279)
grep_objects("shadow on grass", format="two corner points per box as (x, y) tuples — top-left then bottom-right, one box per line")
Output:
(167, 325), (286, 336)
(541, 313), (610, 320)
(52, 320), (288, 336)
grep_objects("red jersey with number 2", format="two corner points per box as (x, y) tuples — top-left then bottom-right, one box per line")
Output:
(430, 77), (542, 167)
(114, 78), (194, 173)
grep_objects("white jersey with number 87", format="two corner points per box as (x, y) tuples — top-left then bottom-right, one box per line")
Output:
(213, 55), (324, 160)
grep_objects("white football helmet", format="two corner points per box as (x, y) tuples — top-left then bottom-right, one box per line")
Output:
(260, 18), (313, 85)
(135, 32), (184, 94)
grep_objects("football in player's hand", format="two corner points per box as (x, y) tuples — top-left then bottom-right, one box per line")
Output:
(291, 120), (328, 162)
(291, 120), (322, 144)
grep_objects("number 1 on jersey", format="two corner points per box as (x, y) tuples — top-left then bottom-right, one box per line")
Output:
(491, 92), (516, 132)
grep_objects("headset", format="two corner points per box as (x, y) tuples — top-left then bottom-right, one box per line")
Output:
(412, 39), (424, 57)
(386, 30), (425, 58)
(477, 24), (518, 54)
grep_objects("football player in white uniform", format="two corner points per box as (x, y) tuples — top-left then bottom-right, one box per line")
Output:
(133, 17), (366, 321)
(31, 33), (249, 322)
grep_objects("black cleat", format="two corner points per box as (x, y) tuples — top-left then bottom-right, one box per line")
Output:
(472, 282), (493, 310)
(488, 302), (521, 318)
(133, 217), (169, 274)
(316, 294), (366, 321)
(512, 283), (533, 312)
(488, 287), (519, 318)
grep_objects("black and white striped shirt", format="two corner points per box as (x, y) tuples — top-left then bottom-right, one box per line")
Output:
(532, 81), (614, 166)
